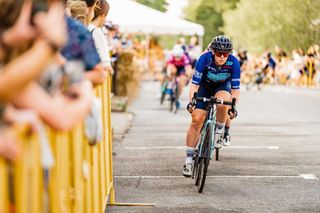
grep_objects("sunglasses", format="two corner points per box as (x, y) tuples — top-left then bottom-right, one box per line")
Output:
(214, 51), (229, 58)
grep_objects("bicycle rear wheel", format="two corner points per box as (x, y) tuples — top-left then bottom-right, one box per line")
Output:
(197, 126), (212, 193)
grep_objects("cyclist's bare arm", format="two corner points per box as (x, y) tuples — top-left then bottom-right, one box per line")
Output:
(231, 89), (240, 104)
(229, 89), (240, 118)
(189, 83), (199, 102)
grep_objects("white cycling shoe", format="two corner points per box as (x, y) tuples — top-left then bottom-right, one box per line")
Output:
(214, 135), (224, 149)
(223, 135), (231, 146)
(182, 163), (192, 177)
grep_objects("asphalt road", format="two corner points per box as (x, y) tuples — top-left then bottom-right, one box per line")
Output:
(107, 81), (320, 213)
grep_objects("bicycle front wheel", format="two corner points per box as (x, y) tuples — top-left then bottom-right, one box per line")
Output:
(192, 149), (199, 182)
(197, 125), (212, 193)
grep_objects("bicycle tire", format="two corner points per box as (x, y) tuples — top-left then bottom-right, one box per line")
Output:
(174, 86), (179, 113)
(193, 151), (200, 185)
(194, 125), (207, 185)
(160, 91), (165, 105)
(198, 126), (212, 193)
(160, 81), (168, 105)
(215, 148), (219, 161)
(195, 156), (203, 186)
(192, 149), (198, 180)
(169, 94), (174, 112)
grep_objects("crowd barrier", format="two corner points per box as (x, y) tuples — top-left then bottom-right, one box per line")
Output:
(0, 75), (114, 213)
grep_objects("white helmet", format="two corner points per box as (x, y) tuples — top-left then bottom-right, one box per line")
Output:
(172, 45), (184, 58)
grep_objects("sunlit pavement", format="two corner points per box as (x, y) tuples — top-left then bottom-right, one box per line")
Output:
(107, 81), (320, 213)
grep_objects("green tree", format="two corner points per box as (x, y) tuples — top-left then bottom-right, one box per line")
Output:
(223, 0), (320, 53)
(184, 0), (239, 47)
(136, 0), (168, 12)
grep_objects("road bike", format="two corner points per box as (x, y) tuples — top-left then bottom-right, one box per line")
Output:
(160, 77), (179, 113)
(191, 92), (236, 193)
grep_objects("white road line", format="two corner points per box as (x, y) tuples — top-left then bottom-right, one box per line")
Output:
(124, 146), (279, 150)
(299, 174), (319, 180)
(227, 146), (279, 150)
(115, 175), (307, 179)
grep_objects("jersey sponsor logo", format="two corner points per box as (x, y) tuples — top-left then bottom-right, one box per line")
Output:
(231, 85), (240, 89)
(231, 78), (240, 82)
(207, 66), (217, 72)
(206, 72), (231, 82)
(225, 61), (233, 66)
(193, 70), (203, 79)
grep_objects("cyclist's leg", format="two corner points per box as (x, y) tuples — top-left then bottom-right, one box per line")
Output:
(167, 64), (177, 81)
(176, 67), (186, 96)
(224, 117), (231, 146)
(213, 82), (232, 148)
(183, 109), (207, 177)
(183, 85), (210, 177)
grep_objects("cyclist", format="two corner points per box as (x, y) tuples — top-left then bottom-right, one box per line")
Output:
(166, 45), (192, 109)
(182, 35), (240, 177)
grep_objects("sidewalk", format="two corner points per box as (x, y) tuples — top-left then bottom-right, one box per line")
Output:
(111, 111), (134, 142)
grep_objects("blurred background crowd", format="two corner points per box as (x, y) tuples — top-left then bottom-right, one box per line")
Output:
(0, 0), (319, 168)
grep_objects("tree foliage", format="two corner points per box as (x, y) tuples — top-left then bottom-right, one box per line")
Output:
(184, 0), (320, 53)
(184, 0), (239, 47)
(223, 0), (320, 53)
(136, 0), (168, 12)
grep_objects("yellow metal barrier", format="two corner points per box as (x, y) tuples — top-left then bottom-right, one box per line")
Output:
(306, 60), (316, 87)
(0, 75), (114, 212)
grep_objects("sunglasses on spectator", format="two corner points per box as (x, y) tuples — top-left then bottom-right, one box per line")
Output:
(214, 51), (229, 57)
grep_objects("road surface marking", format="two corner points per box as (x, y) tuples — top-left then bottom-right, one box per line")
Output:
(299, 174), (319, 180)
(124, 146), (279, 150)
(115, 175), (315, 179)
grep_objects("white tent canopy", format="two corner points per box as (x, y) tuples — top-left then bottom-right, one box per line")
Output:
(107, 0), (204, 36)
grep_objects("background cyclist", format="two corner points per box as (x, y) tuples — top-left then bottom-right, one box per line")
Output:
(182, 35), (241, 177)
(166, 45), (192, 109)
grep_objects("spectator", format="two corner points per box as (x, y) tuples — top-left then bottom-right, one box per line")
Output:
(275, 45), (287, 63)
(237, 49), (248, 71)
(0, 127), (20, 161)
(88, 0), (113, 75)
(188, 36), (202, 68)
(66, 0), (88, 25)
(82, 0), (97, 22)
(62, 8), (106, 85)
(0, 0), (93, 131)
(0, 0), (67, 102)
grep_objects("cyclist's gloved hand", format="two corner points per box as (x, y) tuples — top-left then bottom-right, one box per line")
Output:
(187, 99), (196, 113)
(228, 108), (238, 119)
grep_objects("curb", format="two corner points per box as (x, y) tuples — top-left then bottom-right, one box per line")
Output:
(112, 111), (134, 142)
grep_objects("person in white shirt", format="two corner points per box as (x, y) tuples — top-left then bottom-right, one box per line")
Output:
(87, 0), (113, 75)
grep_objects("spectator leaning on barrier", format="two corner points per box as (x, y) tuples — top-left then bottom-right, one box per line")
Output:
(0, 0), (93, 131)
(66, 0), (88, 25)
(88, 0), (113, 75)
(62, 2), (107, 86)
(82, 0), (97, 22)
(0, 0), (66, 102)
(0, 0), (67, 160)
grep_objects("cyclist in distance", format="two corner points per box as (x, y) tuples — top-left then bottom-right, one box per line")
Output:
(182, 35), (241, 177)
(166, 45), (192, 109)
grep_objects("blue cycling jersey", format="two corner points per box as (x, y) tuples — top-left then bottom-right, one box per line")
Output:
(192, 51), (241, 89)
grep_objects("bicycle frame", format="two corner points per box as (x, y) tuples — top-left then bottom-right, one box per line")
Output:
(197, 103), (217, 159)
